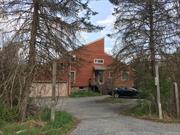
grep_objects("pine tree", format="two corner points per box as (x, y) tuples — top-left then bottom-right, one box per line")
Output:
(109, 0), (179, 76)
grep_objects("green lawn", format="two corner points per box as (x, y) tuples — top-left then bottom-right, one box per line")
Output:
(70, 90), (101, 97)
(0, 109), (76, 135)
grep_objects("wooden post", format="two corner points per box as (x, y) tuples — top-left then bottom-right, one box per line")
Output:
(174, 82), (180, 119)
(51, 61), (57, 122)
(155, 63), (163, 119)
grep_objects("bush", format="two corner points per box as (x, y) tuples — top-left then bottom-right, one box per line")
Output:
(48, 111), (73, 128)
(129, 99), (155, 116)
(0, 109), (75, 135)
(70, 90), (101, 97)
(0, 104), (18, 122)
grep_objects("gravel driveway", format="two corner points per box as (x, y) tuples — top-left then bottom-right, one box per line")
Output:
(36, 96), (180, 135)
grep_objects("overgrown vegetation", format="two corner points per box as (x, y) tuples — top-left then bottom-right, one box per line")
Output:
(0, 0), (101, 121)
(0, 108), (76, 135)
(123, 99), (180, 123)
(110, 0), (180, 120)
(132, 61), (179, 118)
(0, 104), (19, 122)
(70, 90), (101, 97)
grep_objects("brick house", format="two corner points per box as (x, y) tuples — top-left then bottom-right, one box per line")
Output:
(59, 38), (134, 93)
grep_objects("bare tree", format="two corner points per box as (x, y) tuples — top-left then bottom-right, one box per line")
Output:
(109, 0), (179, 76)
(0, 0), (101, 121)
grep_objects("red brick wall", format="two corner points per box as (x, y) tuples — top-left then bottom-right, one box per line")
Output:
(34, 38), (134, 89)
(70, 38), (112, 87)
(69, 38), (134, 88)
(57, 38), (134, 88)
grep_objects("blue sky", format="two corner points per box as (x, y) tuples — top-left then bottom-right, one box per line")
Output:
(81, 0), (115, 54)
(0, 0), (116, 52)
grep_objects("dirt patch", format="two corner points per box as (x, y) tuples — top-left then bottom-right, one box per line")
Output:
(21, 120), (47, 128)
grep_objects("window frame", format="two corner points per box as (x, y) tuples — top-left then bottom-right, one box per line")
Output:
(70, 71), (76, 83)
(121, 71), (129, 81)
(98, 71), (104, 84)
(94, 59), (104, 64)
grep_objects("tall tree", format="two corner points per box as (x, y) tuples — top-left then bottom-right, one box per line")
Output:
(110, 0), (180, 117)
(109, 0), (179, 76)
(0, 0), (101, 121)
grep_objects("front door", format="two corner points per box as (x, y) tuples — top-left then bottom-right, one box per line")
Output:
(95, 70), (104, 84)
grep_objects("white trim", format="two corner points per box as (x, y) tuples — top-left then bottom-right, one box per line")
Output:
(94, 59), (104, 64)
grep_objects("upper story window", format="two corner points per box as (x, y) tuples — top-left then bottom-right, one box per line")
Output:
(59, 62), (65, 70)
(94, 59), (104, 64)
(121, 71), (129, 81)
(71, 55), (76, 62)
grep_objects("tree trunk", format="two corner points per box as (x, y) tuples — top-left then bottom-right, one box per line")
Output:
(19, 0), (39, 121)
(148, 0), (156, 77)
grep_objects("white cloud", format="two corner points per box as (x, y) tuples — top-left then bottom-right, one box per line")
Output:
(105, 47), (113, 54)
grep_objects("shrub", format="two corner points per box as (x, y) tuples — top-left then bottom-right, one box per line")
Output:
(48, 111), (73, 128)
(70, 90), (101, 97)
(129, 99), (155, 116)
(1, 109), (75, 135)
(0, 104), (18, 122)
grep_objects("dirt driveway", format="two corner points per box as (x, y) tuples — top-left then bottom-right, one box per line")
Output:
(37, 96), (180, 135)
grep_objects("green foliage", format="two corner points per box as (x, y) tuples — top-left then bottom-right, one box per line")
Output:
(138, 78), (155, 99)
(128, 99), (155, 116)
(0, 104), (18, 122)
(132, 62), (176, 118)
(47, 111), (73, 129)
(159, 75), (172, 113)
(27, 108), (50, 121)
(125, 99), (180, 123)
(0, 109), (75, 135)
(70, 90), (101, 97)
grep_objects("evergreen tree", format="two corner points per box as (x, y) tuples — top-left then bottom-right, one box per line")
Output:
(109, 0), (179, 76)
(0, 0), (101, 121)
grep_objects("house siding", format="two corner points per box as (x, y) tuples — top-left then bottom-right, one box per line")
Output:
(60, 38), (134, 89)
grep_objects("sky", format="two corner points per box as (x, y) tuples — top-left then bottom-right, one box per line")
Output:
(0, 0), (116, 53)
(81, 0), (116, 54)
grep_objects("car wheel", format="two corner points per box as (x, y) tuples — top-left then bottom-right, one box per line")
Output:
(114, 93), (119, 98)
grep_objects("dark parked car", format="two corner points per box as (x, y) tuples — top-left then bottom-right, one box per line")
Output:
(108, 87), (139, 98)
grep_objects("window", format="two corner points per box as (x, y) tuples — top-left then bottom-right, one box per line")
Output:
(121, 71), (129, 81)
(71, 55), (76, 62)
(94, 59), (104, 64)
(59, 63), (65, 70)
(109, 71), (113, 78)
(70, 71), (76, 83)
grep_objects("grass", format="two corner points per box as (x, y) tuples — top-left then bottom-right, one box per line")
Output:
(0, 109), (77, 135)
(121, 100), (180, 123)
(70, 90), (101, 97)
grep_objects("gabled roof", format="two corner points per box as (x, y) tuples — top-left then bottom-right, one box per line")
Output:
(83, 37), (104, 47)
(73, 38), (105, 53)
